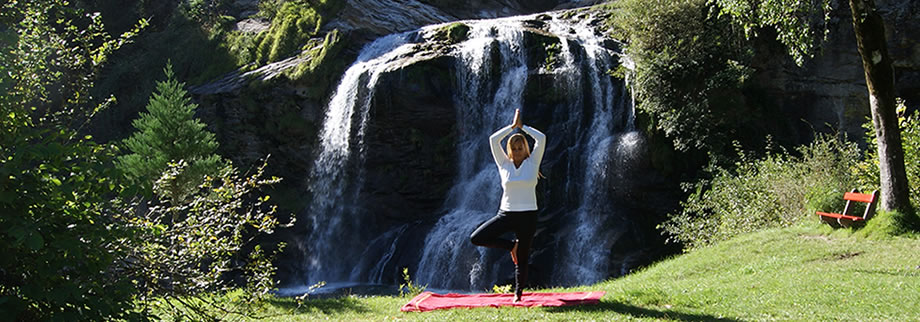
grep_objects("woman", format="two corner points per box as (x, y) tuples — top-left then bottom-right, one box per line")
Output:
(470, 108), (545, 302)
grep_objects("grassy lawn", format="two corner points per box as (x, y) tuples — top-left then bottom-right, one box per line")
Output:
(241, 225), (920, 321)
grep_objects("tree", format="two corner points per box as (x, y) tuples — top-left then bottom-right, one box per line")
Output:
(1, 2), (288, 319)
(0, 0), (147, 319)
(712, 0), (913, 213)
(609, 0), (753, 155)
(846, 0), (911, 214)
(117, 63), (223, 203)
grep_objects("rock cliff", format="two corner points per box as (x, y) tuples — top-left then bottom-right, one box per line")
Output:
(755, 0), (920, 143)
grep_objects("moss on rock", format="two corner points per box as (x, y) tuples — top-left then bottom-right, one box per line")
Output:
(255, 2), (323, 64)
(432, 22), (470, 45)
(285, 29), (346, 99)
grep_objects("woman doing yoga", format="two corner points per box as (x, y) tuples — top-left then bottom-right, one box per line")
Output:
(470, 108), (545, 302)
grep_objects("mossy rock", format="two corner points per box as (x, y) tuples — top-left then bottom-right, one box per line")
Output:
(432, 22), (470, 45)
(255, 2), (323, 64)
(285, 29), (348, 98)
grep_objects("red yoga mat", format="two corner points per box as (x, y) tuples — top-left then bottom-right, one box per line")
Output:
(400, 291), (606, 312)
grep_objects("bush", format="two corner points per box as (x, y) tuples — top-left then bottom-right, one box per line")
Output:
(0, 1), (146, 319)
(1, 2), (291, 319)
(661, 135), (862, 250)
(124, 159), (292, 320)
(287, 29), (344, 85)
(855, 98), (920, 231)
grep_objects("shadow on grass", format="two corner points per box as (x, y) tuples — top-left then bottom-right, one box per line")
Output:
(543, 300), (741, 321)
(266, 296), (371, 315)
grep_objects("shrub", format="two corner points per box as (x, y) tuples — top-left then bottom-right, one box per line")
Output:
(123, 159), (292, 320)
(399, 268), (427, 297)
(858, 210), (920, 239)
(855, 98), (920, 232)
(0, 1), (146, 319)
(287, 29), (344, 86)
(661, 135), (862, 250)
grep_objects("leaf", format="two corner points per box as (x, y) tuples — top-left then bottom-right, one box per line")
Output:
(26, 232), (44, 251)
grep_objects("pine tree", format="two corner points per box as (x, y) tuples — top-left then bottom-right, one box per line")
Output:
(117, 63), (223, 202)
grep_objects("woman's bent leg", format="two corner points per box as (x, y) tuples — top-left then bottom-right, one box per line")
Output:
(469, 211), (514, 250)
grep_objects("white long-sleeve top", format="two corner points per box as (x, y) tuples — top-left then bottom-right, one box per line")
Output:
(490, 124), (546, 211)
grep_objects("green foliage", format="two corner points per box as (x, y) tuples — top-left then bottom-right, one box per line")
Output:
(857, 209), (920, 239)
(0, 0), (146, 319)
(287, 29), (344, 83)
(543, 42), (561, 72)
(117, 63), (224, 203)
(398, 268), (427, 297)
(492, 284), (512, 294)
(181, 0), (234, 29)
(256, 1), (324, 64)
(225, 29), (265, 68)
(608, 0), (754, 154)
(257, 0), (286, 20)
(855, 98), (920, 229)
(662, 135), (862, 250)
(713, 0), (831, 66)
(1, 2), (291, 320)
(123, 159), (292, 320)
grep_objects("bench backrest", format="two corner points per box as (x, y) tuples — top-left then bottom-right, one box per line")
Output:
(841, 189), (880, 220)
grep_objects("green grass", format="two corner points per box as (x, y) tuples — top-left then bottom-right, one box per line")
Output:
(208, 225), (920, 320)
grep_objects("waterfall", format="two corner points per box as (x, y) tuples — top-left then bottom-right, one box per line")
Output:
(302, 32), (417, 283)
(295, 11), (636, 291)
(416, 19), (529, 291)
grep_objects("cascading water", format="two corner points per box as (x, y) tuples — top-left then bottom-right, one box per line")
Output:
(415, 20), (530, 291)
(302, 32), (417, 284)
(293, 11), (639, 292)
(416, 14), (635, 290)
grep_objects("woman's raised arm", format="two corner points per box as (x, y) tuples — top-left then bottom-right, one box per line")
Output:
(490, 124), (513, 166)
(520, 125), (545, 166)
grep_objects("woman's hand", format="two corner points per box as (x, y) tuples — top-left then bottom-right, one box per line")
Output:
(512, 108), (522, 129)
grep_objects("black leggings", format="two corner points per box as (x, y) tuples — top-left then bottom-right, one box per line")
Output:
(469, 210), (537, 297)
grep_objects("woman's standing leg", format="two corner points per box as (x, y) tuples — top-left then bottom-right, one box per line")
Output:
(512, 211), (537, 300)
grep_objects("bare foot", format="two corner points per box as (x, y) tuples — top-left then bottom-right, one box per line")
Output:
(510, 241), (519, 265)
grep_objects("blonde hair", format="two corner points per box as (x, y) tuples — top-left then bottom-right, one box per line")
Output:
(506, 133), (530, 162)
(506, 133), (544, 178)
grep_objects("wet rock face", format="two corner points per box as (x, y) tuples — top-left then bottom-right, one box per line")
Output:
(419, 0), (560, 18)
(361, 56), (459, 221)
(325, 0), (600, 43)
(755, 0), (920, 143)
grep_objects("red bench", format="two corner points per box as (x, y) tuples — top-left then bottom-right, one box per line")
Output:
(815, 189), (879, 228)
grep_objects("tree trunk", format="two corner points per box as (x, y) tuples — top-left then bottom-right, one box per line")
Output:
(848, 0), (912, 213)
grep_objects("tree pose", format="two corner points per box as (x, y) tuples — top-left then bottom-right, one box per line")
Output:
(470, 108), (546, 302)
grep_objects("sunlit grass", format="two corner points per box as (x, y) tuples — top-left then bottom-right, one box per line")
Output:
(183, 224), (920, 321)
